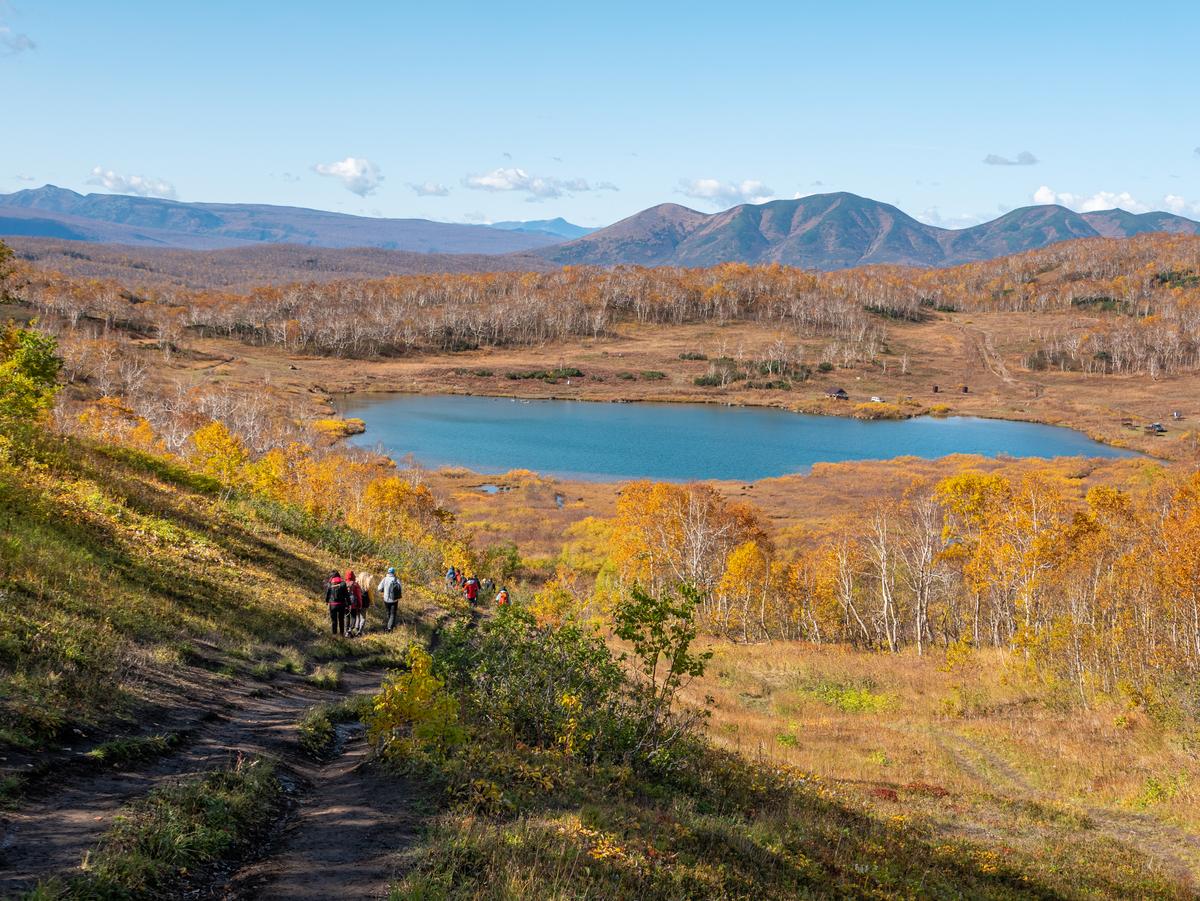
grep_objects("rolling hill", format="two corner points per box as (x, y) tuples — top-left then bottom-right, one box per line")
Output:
(534, 192), (1200, 269)
(0, 185), (568, 253)
(490, 217), (597, 239)
(5, 237), (552, 290)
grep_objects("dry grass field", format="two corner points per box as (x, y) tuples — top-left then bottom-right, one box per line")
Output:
(682, 640), (1200, 887)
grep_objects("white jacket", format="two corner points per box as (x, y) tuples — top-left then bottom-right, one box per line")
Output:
(378, 574), (402, 603)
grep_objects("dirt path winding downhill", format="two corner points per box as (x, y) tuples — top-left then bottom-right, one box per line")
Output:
(226, 723), (425, 900)
(0, 667), (388, 897)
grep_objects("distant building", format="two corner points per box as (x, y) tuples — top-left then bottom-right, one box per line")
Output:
(826, 387), (849, 400)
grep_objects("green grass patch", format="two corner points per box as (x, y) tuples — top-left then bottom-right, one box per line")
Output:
(307, 663), (344, 690)
(85, 732), (184, 768)
(298, 696), (372, 759)
(32, 758), (281, 900)
(797, 676), (894, 713)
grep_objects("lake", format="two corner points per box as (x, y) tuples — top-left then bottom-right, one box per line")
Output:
(339, 393), (1134, 482)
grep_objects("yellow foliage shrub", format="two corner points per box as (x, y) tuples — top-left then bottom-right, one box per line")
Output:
(368, 646), (464, 760)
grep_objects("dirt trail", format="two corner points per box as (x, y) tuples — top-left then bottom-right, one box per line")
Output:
(0, 667), (386, 897)
(226, 723), (424, 900)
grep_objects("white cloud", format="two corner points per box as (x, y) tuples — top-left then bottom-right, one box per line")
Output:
(87, 166), (177, 199)
(312, 157), (383, 196)
(1032, 186), (1200, 217)
(917, 207), (989, 229)
(462, 167), (611, 201)
(1164, 194), (1189, 214)
(1032, 185), (1150, 213)
(408, 181), (450, 197)
(1163, 194), (1200, 216)
(678, 178), (776, 208)
(13, 174), (35, 182)
(983, 151), (1038, 166)
(0, 25), (34, 56)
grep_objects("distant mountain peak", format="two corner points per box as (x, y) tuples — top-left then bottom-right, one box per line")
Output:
(489, 217), (597, 239)
(535, 194), (1200, 269)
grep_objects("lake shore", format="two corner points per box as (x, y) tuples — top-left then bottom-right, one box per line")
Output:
(142, 315), (1197, 463)
(336, 393), (1135, 483)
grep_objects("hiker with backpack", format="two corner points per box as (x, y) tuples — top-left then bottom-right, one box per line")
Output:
(378, 567), (403, 632)
(464, 574), (480, 605)
(445, 566), (457, 587)
(345, 571), (365, 637)
(495, 586), (510, 607)
(481, 576), (495, 599)
(324, 570), (349, 635)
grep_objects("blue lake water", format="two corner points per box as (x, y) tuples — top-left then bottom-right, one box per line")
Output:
(339, 393), (1134, 482)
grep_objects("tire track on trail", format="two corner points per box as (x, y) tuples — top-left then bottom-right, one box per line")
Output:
(932, 728), (1200, 890)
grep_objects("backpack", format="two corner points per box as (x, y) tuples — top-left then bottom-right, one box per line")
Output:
(388, 579), (402, 602)
(361, 587), (371, 608)
(329, 580), (349, 607)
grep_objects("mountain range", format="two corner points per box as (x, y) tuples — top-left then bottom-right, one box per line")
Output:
(0, 186), (569, 254)
(532, 193), (1200, 269)
(2, 185), (1197, 271)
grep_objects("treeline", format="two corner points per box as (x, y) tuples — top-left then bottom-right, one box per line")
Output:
(586, 474), (1200, 709)
(17, 264), (888, 364)
(12, 232), (1200, 376)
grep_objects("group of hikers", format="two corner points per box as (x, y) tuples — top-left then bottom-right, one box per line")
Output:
(321, 565), (511, 636)
(322, 568), (404, 637)
(445, 566), (510, 607)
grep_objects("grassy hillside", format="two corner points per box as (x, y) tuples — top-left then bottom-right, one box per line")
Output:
(0, 436), (415, 757)
(2, 440), (1190, 898)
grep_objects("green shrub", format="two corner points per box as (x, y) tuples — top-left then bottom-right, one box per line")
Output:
(640, 370), (666, 380)
(298, 706), (336, 758)
(435, 609), (629, 764)
(505, 367), (583, 382)
(678, 351), (707, 361)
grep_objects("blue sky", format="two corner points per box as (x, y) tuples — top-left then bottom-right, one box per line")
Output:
(3, 0), (1198, 227)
